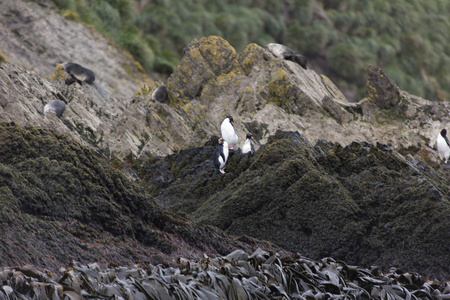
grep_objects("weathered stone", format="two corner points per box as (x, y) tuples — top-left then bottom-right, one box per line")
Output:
(366, 64), (402, 109)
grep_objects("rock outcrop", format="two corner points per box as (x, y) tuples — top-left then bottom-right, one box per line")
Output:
(1, 0), (450, 283)
(1, 21), (449, 167)
(143, 131), (450, 280)
(0, 122), (283, 269)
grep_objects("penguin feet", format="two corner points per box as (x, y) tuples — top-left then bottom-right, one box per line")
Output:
(219, 168), (226, 174)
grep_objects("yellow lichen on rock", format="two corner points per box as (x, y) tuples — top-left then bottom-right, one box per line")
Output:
(167, 36), (240, 106)
(238, 43), (267, 76)
(0, 49), (8, 64)
(49, 64), (67, 81)
(134, 83), (152, 97)
(62, 10), (78, 21)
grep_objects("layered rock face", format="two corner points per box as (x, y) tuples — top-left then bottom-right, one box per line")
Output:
(1, 2), (449, 166)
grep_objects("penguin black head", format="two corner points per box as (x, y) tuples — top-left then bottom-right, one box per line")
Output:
(218, 138), (223, 145)
(226, 116), (234, 125)
(246, 133), (253, 139)
(441, 129), (447, 137)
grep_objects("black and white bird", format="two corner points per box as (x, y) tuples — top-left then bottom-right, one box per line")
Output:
(242, 133), (255, 157)
(437, 129), (450, 163)
(221, 116), (238, 150)
(214, 138), (229, 174)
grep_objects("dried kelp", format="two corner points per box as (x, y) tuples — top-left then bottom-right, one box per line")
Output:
(1, 249), (448, 299)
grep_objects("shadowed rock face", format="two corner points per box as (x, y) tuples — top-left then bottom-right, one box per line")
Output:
(143, 131), (450, 279)
(0, 122), (284, 270)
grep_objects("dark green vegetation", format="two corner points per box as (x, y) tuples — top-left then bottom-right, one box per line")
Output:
(2, 249), (448, 299)
(143, 131), (450, 280)
(0, 122), (279, 269)
(46, 0), (450, 101)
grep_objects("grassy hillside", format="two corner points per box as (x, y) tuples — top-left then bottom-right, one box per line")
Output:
(48, 0), (450, 101)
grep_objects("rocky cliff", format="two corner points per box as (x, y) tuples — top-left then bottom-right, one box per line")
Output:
(0, 0), (449, 284)
(1, 0), (449, 167)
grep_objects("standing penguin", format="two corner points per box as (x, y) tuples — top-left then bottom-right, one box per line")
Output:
(437, 129), (450, 163)
(214, 138), (229, 174)
(242, 133), (255, 157)
(221, 116), (238, 150)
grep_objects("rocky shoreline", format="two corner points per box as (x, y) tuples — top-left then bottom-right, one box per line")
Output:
(1, 248), (449, 299)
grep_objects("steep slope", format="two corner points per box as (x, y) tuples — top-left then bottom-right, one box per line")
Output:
(0, 0), (147, 98)
(0, 122), (283, 269)
(143, 131), (450, 279)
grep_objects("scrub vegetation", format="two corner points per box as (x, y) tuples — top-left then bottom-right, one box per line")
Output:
(47, 0), (450, 101)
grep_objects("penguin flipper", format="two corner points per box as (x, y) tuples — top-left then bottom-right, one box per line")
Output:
(445, 136), (450, 148)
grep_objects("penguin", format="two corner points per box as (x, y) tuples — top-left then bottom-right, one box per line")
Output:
(214, 138), (229, 174)
(265, 43), (307, 69)
(221, 116), (238, 150)
(241, 133), (255, 157)
(151, 84), (168, 102)
(61, 62), (95, 85)
(44, 99), (66, 118)
(437, 129), (450, 163)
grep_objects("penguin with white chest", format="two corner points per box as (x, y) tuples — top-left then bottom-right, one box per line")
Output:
(214, 138), (229, 174)
(221, 116), (238, 150)
(437, 129), (450, 163)
(242, 133), (255, 157)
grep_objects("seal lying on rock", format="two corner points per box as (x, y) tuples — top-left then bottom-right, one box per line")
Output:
(151, 84), (168, 102)
(265, 43), (307, 69)
(44, 99), (66, 118)
(61, 62), (95, 85)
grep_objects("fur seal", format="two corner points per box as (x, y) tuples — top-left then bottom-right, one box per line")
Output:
(61, 62), (95, 85)
(214, 138), (229, 174)
(437, 129), (450, 163)
(265, 43), (307, 69)
(151, 84), (168, 102)
(44, 99), (66, 117)
(242, 133), (255, 157)
(221, 116), (239, 150)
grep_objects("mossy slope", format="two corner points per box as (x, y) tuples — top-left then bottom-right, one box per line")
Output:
(144, 131), (450, 279)
(0, 122), (282, 269)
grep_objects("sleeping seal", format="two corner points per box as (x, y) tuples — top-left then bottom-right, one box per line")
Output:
(44, 99), (66, 118)
(61, 62), (95, 85)
(151, 84), (168, 102)
(265, 43), (307, 69)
